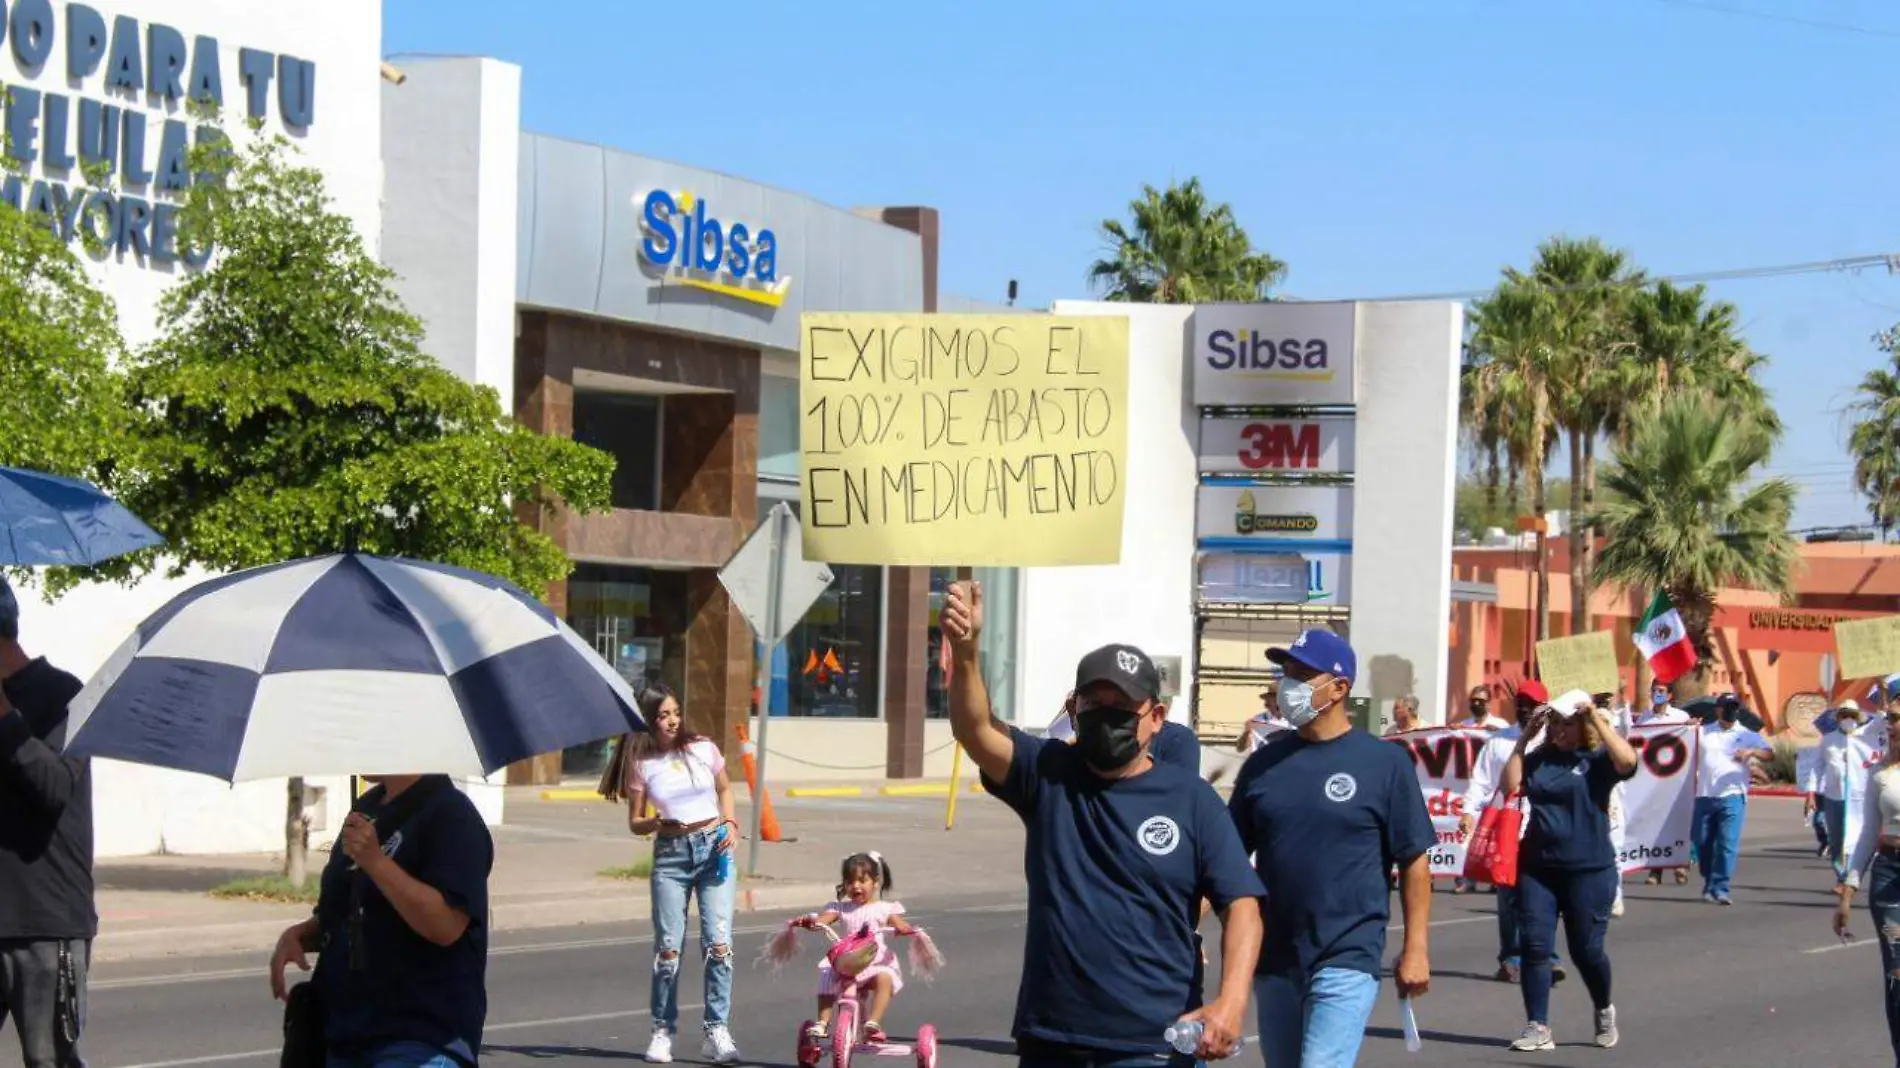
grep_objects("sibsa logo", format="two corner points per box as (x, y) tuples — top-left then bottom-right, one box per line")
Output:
(1137, 816), (1180, 856)
(1205, 330), (1333, 377)
(1324, 773), (1357, 803)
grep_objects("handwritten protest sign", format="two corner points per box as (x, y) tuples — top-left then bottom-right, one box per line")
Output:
(799, 313), (1130, 565)
(1836, 615), (1900, 680)
(1534, 631), (1620, 698)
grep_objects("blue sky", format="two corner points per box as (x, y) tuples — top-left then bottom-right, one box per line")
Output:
(385, 0), (1900, 530)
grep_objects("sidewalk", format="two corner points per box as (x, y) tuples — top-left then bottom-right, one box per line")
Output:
(93, 784), (1028, 963)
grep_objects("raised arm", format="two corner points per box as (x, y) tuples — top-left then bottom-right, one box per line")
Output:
(1499, 710), (1546, 796)
(941, 581), (1012, 783)
(1592, 706), (1639, 775)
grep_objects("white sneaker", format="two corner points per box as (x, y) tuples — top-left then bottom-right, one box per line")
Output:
(644, 1029), (674, 1064)
(703, 1025), (741, 1065)
(1611, 893), (1625, 918)
(1510, 1023), (1555, 1052)
(1595, 1006), (1619, 1048)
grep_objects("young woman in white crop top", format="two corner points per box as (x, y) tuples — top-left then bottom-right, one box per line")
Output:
(1834, 712), (1900, 1068)
(598, 685), (741, 1065)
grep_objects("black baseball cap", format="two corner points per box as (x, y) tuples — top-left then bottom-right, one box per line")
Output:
(1074, 643), (1162, 706)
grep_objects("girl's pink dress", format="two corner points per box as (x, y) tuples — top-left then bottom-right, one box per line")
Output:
(817, 899), (905, 996)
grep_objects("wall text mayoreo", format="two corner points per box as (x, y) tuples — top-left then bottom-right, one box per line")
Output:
(0, 1), (319, 265)
(805, 322), (1105, 384)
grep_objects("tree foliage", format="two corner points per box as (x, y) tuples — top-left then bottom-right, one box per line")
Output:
(90, 132), (614, 594)
(0, 198), (127, 493)
(1848, 329), (1900, 537)
(1592, 395), (1798, 680)
(1087, 178), (1286, 303)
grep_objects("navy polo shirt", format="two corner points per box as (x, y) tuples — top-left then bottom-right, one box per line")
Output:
(1520, 746), (1635, 872)
(989, 727), (1263, 1055)
(1229, 729), (1435, 982)
(312, 777), (494, 1064)
(1148, 721), (1203, 774)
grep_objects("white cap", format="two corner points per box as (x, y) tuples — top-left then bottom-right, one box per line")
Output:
(1842, 699), (1863, 713)
(1547, 689), (1595, 717)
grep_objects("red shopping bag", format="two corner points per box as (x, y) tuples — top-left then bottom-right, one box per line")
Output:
(1462, 794), (1524, 888)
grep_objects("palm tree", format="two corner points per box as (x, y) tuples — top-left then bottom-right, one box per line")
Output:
(1522, 237), (1644, 632)
(1592, 394), (1799, 691)
(1847, 343), (1900, 538)
(1087, 179), (1287, 303)
(1464, 279), (1562, 640)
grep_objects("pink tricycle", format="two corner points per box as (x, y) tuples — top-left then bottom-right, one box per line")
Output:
(790, 923), (940, 1068)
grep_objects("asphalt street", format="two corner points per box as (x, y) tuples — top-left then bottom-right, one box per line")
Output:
(56, 806), (1894, 1068)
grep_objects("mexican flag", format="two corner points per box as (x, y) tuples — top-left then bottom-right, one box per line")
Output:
(1635, 591), (1697, 684)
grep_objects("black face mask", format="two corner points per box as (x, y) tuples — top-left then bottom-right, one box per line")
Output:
(1469, 699), (1488, 717)
(1076, 707), (1144, 772)
(1720, 707), (1740, 724)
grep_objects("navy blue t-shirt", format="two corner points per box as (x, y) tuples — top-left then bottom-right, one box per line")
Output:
(313, 777), (494, 1064)
(1149, 721), (1203, 774)
(1229, 729), (1435, 982)
(990, 727), (1263, 1055)
(1520, 746), (1634, 872)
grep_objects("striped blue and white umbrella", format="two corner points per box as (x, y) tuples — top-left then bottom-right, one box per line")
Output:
(64, 554), (647, 781)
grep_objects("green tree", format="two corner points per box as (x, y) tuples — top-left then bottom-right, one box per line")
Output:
(108, 132), (614, 882)
(0, 192), (129, 581)
(1848, 329), (1900, 538)
(1087, 178), (1287, 303)
(1463, 279), (1561, 638)
(1592, 394), (1798, 691)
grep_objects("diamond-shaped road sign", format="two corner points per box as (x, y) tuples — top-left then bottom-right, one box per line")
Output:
(718, 502), (834, 646)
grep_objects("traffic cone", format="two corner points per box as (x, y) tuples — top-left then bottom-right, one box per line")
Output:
(734, 723), (782, 843)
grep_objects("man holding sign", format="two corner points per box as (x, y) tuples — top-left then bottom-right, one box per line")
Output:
(941, 581), (1262, 1067)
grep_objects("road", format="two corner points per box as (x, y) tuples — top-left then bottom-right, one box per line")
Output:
(67, 812), (1889, 1068)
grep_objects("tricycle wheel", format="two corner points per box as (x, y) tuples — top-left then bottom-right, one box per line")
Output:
(832, 1000), (858, 1068)
(916, 1024), (938, 1068)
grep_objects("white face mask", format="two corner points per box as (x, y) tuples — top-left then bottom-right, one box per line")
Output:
(1279, 678), (1335, 728)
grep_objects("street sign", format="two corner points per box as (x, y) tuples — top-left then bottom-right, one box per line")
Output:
(719, 503), (834, 646)
(718, 502), (835, 877)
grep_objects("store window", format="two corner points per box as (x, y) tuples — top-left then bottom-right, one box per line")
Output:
(573, 391), (661, 511)
(759, 374), (799, 480)
(564, 563), (689, 774)
(924, 566), (1020, 721)
(756, 495), (885, 718)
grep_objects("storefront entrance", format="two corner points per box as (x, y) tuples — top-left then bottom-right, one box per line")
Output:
(564, 562), (692, 777)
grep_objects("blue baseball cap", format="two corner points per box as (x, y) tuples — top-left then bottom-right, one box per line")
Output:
(1268, 628), (1357, 683)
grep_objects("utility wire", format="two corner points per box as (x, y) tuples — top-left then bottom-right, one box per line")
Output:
(1321, 252), (1900, 303)
(1645, 0), (1900, 41)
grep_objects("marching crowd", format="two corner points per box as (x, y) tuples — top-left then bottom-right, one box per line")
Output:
(3, 570), (1900, 1068)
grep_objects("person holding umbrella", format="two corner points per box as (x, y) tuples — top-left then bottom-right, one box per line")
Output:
(0, 575), (93, 1068)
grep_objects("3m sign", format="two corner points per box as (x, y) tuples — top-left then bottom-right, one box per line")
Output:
(1197, 416), (1355, 474)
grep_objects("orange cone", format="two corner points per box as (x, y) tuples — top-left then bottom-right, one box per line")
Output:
(733, 723), (782, 843)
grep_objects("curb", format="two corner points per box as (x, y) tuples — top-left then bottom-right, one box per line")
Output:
(784, 781), (988, 799)
(540, 788), (606, 802)
(93, 880), (834, 964)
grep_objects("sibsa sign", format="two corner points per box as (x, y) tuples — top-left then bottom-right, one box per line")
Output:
(1191, 302), (1356, 407)
(1198, 415), (1354, 474)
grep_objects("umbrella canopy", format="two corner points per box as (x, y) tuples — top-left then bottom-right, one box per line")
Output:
(65, 554), (647, 781)
(0, 466), (163, 566)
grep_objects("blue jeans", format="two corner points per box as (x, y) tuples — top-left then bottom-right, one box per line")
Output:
(1825, 797), (1850, 875)
(1255, 968), (1379, 1068)
(326, 1042), (463, 1068)
(649, 828), (735, 1032)
(1865, 853), (1900, 1067)
(1515, 866), (1616, 1027)
(1495, 886), (1561, 970)
(1692, 795), (1747, 897)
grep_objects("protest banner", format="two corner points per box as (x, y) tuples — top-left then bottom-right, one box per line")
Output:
(1835, 615), (1900, 680)
(799, 313), (1130, 566)
(1534, 631), (1620, 698)
(1387, 722), (1698, 877)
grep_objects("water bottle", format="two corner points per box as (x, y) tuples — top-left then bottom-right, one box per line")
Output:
(713, 824), (733, 883)
(1163, 1020), (1203, 1056)
(1401, 997), (1422, 1053)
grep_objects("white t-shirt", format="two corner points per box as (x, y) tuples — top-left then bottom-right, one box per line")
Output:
(1821, 727), (1884, 803)
(1636, 705), (1692, 727)
(1243, 713), (1294, 753)
(627, 738), (727, 823)
(1846, 765), (1900, 887)
(1698, 723), (1769, 799)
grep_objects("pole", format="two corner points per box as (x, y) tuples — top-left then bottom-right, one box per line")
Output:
(944, 743), (963, 831)
(747, 505), (789, 878)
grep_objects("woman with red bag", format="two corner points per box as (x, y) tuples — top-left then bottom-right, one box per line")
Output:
(1498, 691), (1640, 1054)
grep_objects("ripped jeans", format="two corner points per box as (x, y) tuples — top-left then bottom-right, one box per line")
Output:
(650, 828), (735, 1032)
(1866, 852), (1900, 1066)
